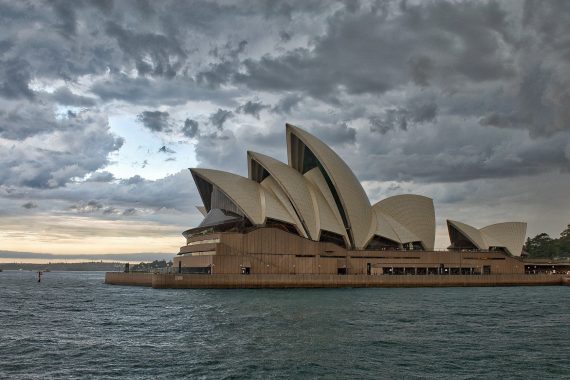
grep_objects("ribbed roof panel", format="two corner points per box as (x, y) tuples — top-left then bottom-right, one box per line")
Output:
(286, 124), (373, 248)
(249, 151), (317, 239)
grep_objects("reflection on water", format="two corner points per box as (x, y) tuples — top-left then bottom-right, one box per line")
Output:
(0, 271), (569, 379)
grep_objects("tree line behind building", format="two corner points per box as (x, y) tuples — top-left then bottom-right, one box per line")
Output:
(524, 224), (570, 258)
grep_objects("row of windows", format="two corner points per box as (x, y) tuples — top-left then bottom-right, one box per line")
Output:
(377, 266), (491, 275)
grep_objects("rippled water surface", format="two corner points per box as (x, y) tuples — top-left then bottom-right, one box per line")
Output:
(1, 271), (569, 379)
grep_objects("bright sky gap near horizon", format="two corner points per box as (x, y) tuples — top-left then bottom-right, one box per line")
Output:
(1, 0), (569, 258)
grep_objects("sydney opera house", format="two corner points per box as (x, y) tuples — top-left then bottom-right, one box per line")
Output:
(173, 124), (529, 277)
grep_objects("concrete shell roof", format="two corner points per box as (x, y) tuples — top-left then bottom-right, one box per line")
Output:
(480, 222), (527, 256)
(286, 124), (373, 248)
(447, 220), (488, 250)
(372, 209), (411, 244)
(190, 168), (296, 227)
(189, 125), (525, 254)
(370, 209), (404, 243)
(248, 151), (318, 240)
(447, 220), (527, 256)
(373, 195), (436, 250)
(187, 125), (450, 252)
(303, 168), (348, 240)
(259, 176), (307, 238)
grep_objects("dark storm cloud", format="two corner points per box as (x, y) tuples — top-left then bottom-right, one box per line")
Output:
(370, 98), (438, 134)
(196, 40), (247, 89)
(9, 170), (200, 215)
(1, 0), (570, 242)
(103, 206), (119, 215)
(50, 0), (78, 36)
(182, 118), (199, 138)
(522, 0), (570, 45)
(272, 94), (303, 114)
(369, 109), (408, 134)
(235, 1), (514, 100)
(354, 117), (570, 183)
(209, 108), (233, 131)
(136, 111), (171, 132)
(66, 200), (144, 217)
(210, 40), (248, 60)
(196, 60), (236, 89)
(22, 202), (38, 209)
(0, 2), (114, 84)
(193, 131), (246, 174)
(0, 102), (60, 140)
(310, 123), (356, 145)
(121, 175), (145, 185)
(51, 87), (97, 107)
(122, 207), (137, 216)
(496, 0), (570, 133)
(0, 110), (124, 188)
(69, 200), (104, 213)
(192, 127), (287, 175)
(0, 58), (34, 99)
(236, 100), (269, 119)
(105, 21), (186, 78)
(408, 98), (438, 124)
(279, 31), (292, 42)
(87, 171), (115, 182)
(480, 64), (570, 137)
(408, 55), (433, 87)
(89, 74), (239, 106)
(0, 0), (325, 109)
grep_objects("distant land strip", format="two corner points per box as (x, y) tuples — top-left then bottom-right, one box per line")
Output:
(0, 250), (174, 262)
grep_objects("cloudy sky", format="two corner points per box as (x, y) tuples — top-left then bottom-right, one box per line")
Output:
(1, 0), (569, 258)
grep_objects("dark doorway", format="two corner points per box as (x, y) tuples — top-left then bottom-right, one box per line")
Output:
(367, 263), (371, 275)
(337, 268), (347, 275)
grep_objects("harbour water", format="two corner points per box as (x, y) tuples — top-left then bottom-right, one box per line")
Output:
(1, 271), (569, 379)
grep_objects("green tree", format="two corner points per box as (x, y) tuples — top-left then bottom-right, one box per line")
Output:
(524, 233), (559, 258)
(559, 224), (570, 257)
(561, 224), (570, 240)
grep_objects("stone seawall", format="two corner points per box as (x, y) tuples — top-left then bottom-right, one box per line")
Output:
(106, 272), (566, 288)
(105, 272), (153, 287)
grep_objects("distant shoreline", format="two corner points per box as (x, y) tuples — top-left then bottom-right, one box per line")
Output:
(0, 250), (174, 265)
(0, 262), (126, 271)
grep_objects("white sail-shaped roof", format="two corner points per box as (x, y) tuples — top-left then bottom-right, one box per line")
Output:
(373, 195), (436, 250)
(447, 220), (487, 250)
(259, 176), (307, 238)
(481, 222), (527, 256)
(369, 204), (432, 249)
(190, 168), (297, 227)
(372, 209), (409, 244)
(187, 123), (523, 254)
(286, 123), (373, 248)
(447, 220), (527, 256)
(191, 168), (262, 224)
(304, 168), (349, 241)
(248, 151), (317, 240)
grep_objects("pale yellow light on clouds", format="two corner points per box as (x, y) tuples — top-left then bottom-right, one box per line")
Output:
(0, 215), (184, 254)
